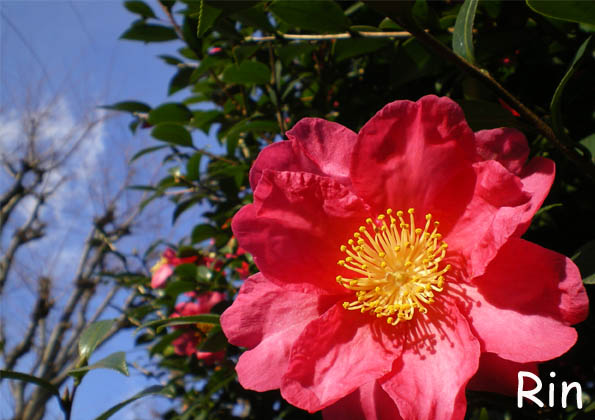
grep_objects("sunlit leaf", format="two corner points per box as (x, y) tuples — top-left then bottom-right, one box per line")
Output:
(70, 351), (129, 377)
(79, 319), (116, 361)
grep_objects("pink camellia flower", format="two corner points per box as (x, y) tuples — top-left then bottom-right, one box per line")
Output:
(220, 96), (589, 420)
(151, 248), (198, 289)
(172, 292), (226, 363)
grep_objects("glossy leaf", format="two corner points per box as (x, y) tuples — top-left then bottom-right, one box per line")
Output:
(120, 23), (178, 43)
(79, 319), (116, 361)
(70, 351), (129, 377)
(151, 123), (193, 147)
(222, 61), (271, 85)
(527, 0), (595, 26)
(269, 0), (350, 33)
(452, 0), (479, 63)
(124, 1), (157, 19)
(94, 385), (164, 420)
(148, 103), (193, 125)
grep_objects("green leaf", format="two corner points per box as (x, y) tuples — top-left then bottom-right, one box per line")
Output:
(136, 314), (220, 333)
(130, 145), (169, 163)
(527, 0), (595, 26)
(224, 119), (279, 143)
(550, 36), (593, 142)
(186, 152), (202, 181)
(222, 61), (271, 85)
(479, 407), (489, 420)
(150, 330), (185, 356)
(334, 38), (390, 62)
(579, 133), (595, 163)
(152, 124), (193, 147)
(94, 385), (164, 420)
(101, 101), (151, 113)
(169, 67), (194, 95)
(198, 325), (227, 352)
(0, 370), (60, 396)
(79, 319), (116, 361)
(457, 100), (518, 131)
(120, 23), (178, 43)
(70, 351), (129, 377)
(148, 103), (193, 125)
(269, 0), (350, 33)
(572, 240), (595, 285)
(452, 0), (479, 63)
(195, 0), (222, 38)
(124, 1), (157, 19)
(192, 109), (222, 132)
(192, 224), (219, 243)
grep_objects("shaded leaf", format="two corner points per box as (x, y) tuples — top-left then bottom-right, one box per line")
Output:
(572, 240), (595, 285)
(192, 224), (219, 243)
(222, 61), (271, 85)
(101, 101), (151, 113)
(198, 325), (227, 352)
(0, 370), (60, 396)
(457, 100), (518, 131)
(124, 1), (157, 19)
(550, 36), (593, 142)
(79, 319), (116, 361)
(527, 0), (595, 26)
(194, 0), (222, 38)
(452, 0), (479, 63)
(94, 385), (164, 420)
(120, 23), (178, 42)
(269, 0), (350, 33)
(169, 67), (195, 95)
(152, 124), (193, 147)
(136, 314), (220, 333)
(148, 103), (193, 125)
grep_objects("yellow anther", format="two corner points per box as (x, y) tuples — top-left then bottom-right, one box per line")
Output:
(336, 207), (448, 326)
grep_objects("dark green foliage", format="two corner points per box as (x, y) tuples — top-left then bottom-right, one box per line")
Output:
(108, 1), (595, 419)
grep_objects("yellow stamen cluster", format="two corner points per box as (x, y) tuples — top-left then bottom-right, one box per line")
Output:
(336, 208), (450, 326)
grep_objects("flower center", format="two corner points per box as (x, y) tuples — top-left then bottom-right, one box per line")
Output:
(336, 208), (450, 326)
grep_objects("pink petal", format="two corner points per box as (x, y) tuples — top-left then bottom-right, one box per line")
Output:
(460, 238), (587, 363)
(221, 274), (335, 391)
(281, 304), (402, 412)
(474, 128), (529, 175)
(196, 351), (225, 364)
(232, 170), (369, 294)
(351, 95), (477, 236)
(446, 156), (554, 279)
(250, 118), (357, 190)
(381, 306), (480, 420)
(194, 291), (225, 313)
(151, 264), (173, 289)
(468, 352), (538, 396)
(322, 381), (403, 420)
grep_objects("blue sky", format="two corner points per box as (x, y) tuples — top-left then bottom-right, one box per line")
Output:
(0, 1), (211, 418)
